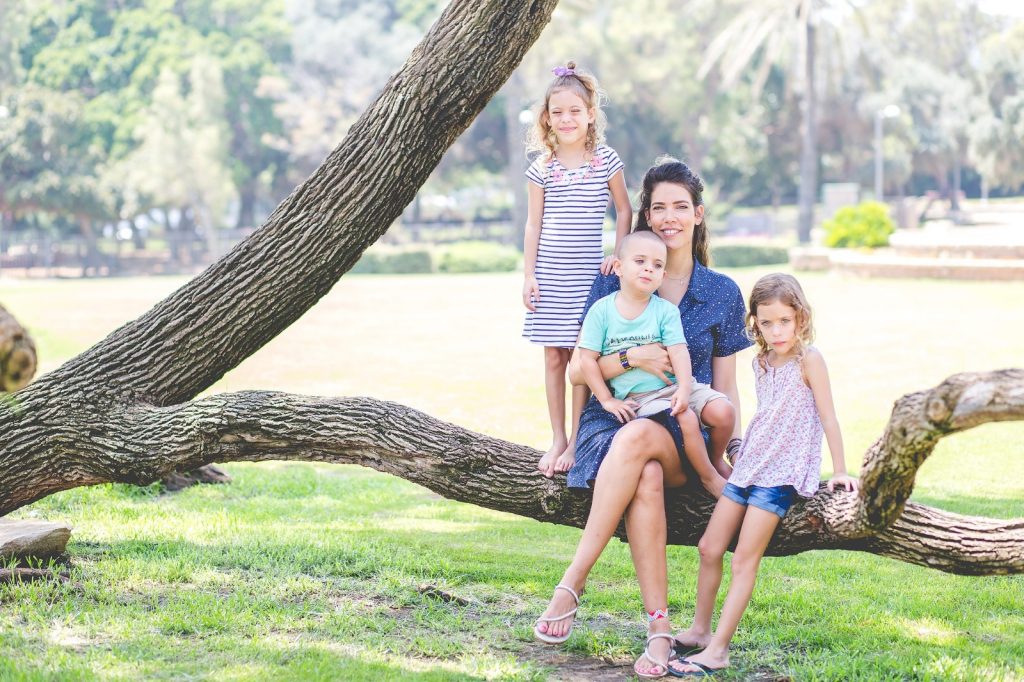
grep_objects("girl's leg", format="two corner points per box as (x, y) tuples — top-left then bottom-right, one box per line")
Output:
(554, 383), (589, 472)
(536, 420), (685, 640)
(674, 506), (781, 674)
(537, 347), (571, 477)
(672, 497), (746, 652)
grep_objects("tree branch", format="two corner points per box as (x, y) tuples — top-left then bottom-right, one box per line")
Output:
(855, 369), (1024, 533)
(3, 390), (1020, 575)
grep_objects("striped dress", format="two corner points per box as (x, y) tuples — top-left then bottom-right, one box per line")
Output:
(523, 144), (624, 347)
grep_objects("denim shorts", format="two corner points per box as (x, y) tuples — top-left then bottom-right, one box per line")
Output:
(722, 483), (796, 518)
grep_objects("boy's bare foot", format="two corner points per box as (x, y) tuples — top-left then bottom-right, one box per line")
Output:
(672, 626), (711, 652)
(537, 441), (566, 478)
(668, 647), (729, 676)
(553, 441), (576, 473)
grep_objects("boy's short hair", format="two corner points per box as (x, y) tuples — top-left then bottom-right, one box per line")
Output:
(619, 230), (667, 257)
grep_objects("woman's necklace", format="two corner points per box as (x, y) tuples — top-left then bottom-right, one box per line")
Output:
(663, 270), (689, 283)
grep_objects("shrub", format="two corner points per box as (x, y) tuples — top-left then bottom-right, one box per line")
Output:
(349, 248), (432, 274)
(711, 244), (790, 268)
(436, 241), (519, 273)
(823, 201), (895, 248)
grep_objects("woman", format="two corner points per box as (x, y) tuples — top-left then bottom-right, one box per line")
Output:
(533, 159), (751, 678)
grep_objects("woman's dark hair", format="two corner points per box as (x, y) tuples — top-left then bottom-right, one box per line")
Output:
(633, 157), (710, 266)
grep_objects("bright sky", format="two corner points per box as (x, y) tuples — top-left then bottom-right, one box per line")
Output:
(978, 0), (1024, 17)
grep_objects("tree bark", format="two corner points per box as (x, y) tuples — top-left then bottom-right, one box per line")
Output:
(0, 0), (1021, 578)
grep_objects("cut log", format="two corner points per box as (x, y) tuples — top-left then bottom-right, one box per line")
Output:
(0, 518), (72, 560)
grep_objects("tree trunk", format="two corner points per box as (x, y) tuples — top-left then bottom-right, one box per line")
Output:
(796, 21), (817, 244)
(0, 0), (1021, 578)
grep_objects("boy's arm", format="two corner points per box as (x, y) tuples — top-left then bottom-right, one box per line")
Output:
(804, 349), (858, 492)
(666, 343), (692, 415)
(580, 349), (635, 423)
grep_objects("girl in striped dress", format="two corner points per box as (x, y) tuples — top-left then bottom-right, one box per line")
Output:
(669, 273), (859, 677)
(523, 62), (632, 478)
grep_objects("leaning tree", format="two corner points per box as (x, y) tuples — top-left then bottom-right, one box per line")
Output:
(0, 0), (1022, 576)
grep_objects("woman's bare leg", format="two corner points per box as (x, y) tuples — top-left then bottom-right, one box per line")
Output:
(536, 420), (686, 640)
(537, 347), (571, 478)
(625, 459), (683, 676)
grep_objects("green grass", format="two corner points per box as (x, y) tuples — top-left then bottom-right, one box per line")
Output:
(1, 270), (1022, 680)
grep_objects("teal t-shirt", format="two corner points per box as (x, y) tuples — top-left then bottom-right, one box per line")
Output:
(578, 293), (687, 399)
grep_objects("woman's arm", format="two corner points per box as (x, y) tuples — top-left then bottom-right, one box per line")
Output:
(803, 349), (858, 492)
(569, 343), (673, 386)
(711, 353), (742, 440)
(522, 182), (544, 311)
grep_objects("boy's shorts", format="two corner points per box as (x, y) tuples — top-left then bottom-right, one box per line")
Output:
(629, 381), (728, 422)
(722, 483), (796, 518)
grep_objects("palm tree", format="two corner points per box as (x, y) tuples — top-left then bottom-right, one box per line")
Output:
(700, 0), (859, 243)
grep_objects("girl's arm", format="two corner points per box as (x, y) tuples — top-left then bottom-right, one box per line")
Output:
(711, 353), (743, 441)
(569, 343), (672, 386)
(522, 182), (544, 311)
(599, 170), (633, 275)
(804, 349), (859, 492)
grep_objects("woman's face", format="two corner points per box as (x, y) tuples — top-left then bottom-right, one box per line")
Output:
(645, 182), (704, 252)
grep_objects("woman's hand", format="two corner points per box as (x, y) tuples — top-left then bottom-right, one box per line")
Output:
(522, 275), (540, 311)
(627, 344), (672, 384)
(600, 397), (638, 423)
(827, 474), (859, 493)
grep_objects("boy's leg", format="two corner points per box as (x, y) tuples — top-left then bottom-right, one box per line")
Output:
(676, 407), (725, 498)
(672, 495), (746, 653)
(673, 505), (781, 674)
(555, 383), (590, 472)
(700, 397), (736, 479)
(538, 347), (571, 477)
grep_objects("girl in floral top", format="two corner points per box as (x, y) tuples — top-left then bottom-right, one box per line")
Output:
(670, 273), (859, 677)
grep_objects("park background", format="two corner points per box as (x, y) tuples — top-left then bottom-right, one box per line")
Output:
(2, 0), (1023, 680)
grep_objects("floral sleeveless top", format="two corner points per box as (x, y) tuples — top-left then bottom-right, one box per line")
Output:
(729, 352), (823, 497)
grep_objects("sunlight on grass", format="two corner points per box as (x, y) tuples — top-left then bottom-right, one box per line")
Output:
(2, 271), (1023, 680)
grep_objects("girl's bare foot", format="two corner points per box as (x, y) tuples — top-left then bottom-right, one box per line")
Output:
(537, 439), (567, 478)
(553, 441), (576, 473)
(672, 625), (711, 652)
(668, 647), (729, 676)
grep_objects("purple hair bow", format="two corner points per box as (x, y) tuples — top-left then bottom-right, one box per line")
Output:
(552, 66), (576, 77)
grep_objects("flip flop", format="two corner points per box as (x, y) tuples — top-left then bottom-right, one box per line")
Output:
(634, 632), (678, 679)
(668, 657), (724, 678)
(533, 584), (580, 644)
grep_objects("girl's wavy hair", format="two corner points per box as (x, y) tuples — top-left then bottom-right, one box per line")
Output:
(526, 60), (607, 161)
(746, 273), (815, 366)
(633, 156), (710, 267)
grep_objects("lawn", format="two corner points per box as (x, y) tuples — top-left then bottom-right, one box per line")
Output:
(1, 269), (1022, 681)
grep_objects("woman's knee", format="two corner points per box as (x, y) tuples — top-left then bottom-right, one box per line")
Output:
(636, 461), (665, 497)
(609, 420), (666, 465)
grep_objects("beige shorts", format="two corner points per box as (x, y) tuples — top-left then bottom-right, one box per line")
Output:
(628, 380), (728, 423)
